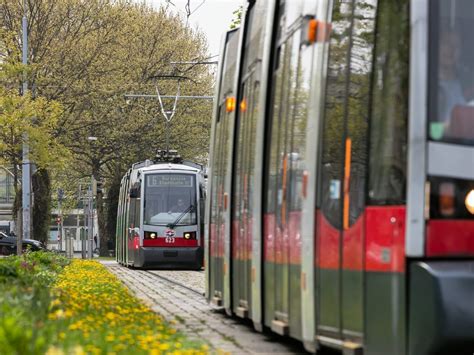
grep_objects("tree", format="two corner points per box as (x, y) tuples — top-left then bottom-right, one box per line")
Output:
(1, 0), (213, 252)
(230, 6), (243, 29)
(0, 52), (69, 240)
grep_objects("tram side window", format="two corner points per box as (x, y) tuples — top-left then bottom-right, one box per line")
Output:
(319, 1), (353, 229)
(345, 0), (378, 224)
(247, 82), (259, 217)
(429, 0), (474, 145)
(367, 0), (409, 205)
(211, 103), (225, 222)
(129, 196), (137, 228)
(265, 2), (312, 220)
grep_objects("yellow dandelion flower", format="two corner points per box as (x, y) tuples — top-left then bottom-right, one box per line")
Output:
(159, 343), (170, 351)
(72, 346), (86, 355)
(54, 309), (65, 319)
(106, 312), (116, 321)
(45, 346), (64, 355)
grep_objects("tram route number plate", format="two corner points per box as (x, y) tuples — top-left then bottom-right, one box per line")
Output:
(165, 237), (175, 244)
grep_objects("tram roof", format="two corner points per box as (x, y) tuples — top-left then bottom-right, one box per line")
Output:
(129, 160), (201, 174)
(140, 163), (200, 173)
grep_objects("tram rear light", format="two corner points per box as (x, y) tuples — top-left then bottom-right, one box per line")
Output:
(226, 97), (236, 112)
(439, 182), (455, 216)
(466, 189), (474, 215)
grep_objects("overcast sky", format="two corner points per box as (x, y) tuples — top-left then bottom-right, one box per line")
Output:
(145, 0), (242, 57)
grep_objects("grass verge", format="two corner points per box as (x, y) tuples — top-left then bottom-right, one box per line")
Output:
(0, 252), (208, 354)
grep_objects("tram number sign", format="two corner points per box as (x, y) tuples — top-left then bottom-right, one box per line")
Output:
(165, 229), (175, 243)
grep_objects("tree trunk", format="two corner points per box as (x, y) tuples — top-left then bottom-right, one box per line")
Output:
(104, 171), (122, 257)
(12, 158), (21, 237)
(97, 191), (108, 257)
(32, 169), (51, 244)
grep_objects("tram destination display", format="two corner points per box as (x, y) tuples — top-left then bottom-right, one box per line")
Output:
(146, 174), (193, 188)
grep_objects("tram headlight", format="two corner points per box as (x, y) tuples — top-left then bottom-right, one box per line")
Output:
(145, 232), (157, 239)
(183, 232), (196, 240)
(466, 189), (474, 215)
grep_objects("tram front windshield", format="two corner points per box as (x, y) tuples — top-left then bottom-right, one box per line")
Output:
(429, 0), (474, 145)
(144, 173), (197, 226)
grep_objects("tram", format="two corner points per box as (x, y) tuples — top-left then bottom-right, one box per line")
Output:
(205, 0), (474, 354)
(117, 150), (205, 269)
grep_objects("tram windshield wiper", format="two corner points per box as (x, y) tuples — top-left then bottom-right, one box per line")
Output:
(167, 205), (195, 229)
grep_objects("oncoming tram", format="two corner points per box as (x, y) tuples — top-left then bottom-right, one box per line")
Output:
(206, 0), (474, 354)
(117, 150), (205, 269)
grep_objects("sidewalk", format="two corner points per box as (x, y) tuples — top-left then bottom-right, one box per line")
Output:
(104, 262), (306, 354)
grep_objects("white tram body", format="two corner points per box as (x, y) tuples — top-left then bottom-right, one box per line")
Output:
(117, 157), (205, 269)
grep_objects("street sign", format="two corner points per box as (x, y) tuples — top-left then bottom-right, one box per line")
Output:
(58, 188), (64, 201)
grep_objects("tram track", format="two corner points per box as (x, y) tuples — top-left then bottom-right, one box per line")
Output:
(143, 270), (205, 297)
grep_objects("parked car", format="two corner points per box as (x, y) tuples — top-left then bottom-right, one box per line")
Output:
(0, 232), (47, 256)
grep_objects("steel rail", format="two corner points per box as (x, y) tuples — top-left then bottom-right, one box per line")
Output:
(143, 270), (204, 297)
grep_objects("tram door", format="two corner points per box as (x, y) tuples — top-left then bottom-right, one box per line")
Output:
(232, 77), (257, 317)
(232, 0), (270, 319)
(263, 1), (314, 339)
(128, 180), (141, 266)
(208, 30), (239, 307)
(123, 176), (131, 265)
(316, 0), (376, 343)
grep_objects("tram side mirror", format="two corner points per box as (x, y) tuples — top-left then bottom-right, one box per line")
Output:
(200, 198), (205, 224)
(129, 188), (139, 198)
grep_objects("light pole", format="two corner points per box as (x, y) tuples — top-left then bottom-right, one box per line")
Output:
(87, 136), (97, 259)
(19, 0), (31, 256)
(57, 189), (64, 252)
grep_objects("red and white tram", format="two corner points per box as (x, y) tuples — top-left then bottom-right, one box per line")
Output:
(205, 0), (474, 353)
(117, 151), (205, 269)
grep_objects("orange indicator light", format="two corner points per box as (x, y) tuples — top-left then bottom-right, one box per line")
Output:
(226, 97), (236, 112)
(308, 19), (318, 44)
(240, 98), (247, 112)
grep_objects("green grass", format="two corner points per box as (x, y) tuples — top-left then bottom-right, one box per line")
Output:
(0, 252), (208, 354)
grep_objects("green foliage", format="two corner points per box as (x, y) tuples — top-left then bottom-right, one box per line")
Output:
(0, 254), (205, 354)
(0, 83), (69, 171)
(1, 0), (213, 245)
(230, 6), (243, 29)
(0, 252), (69, 354)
